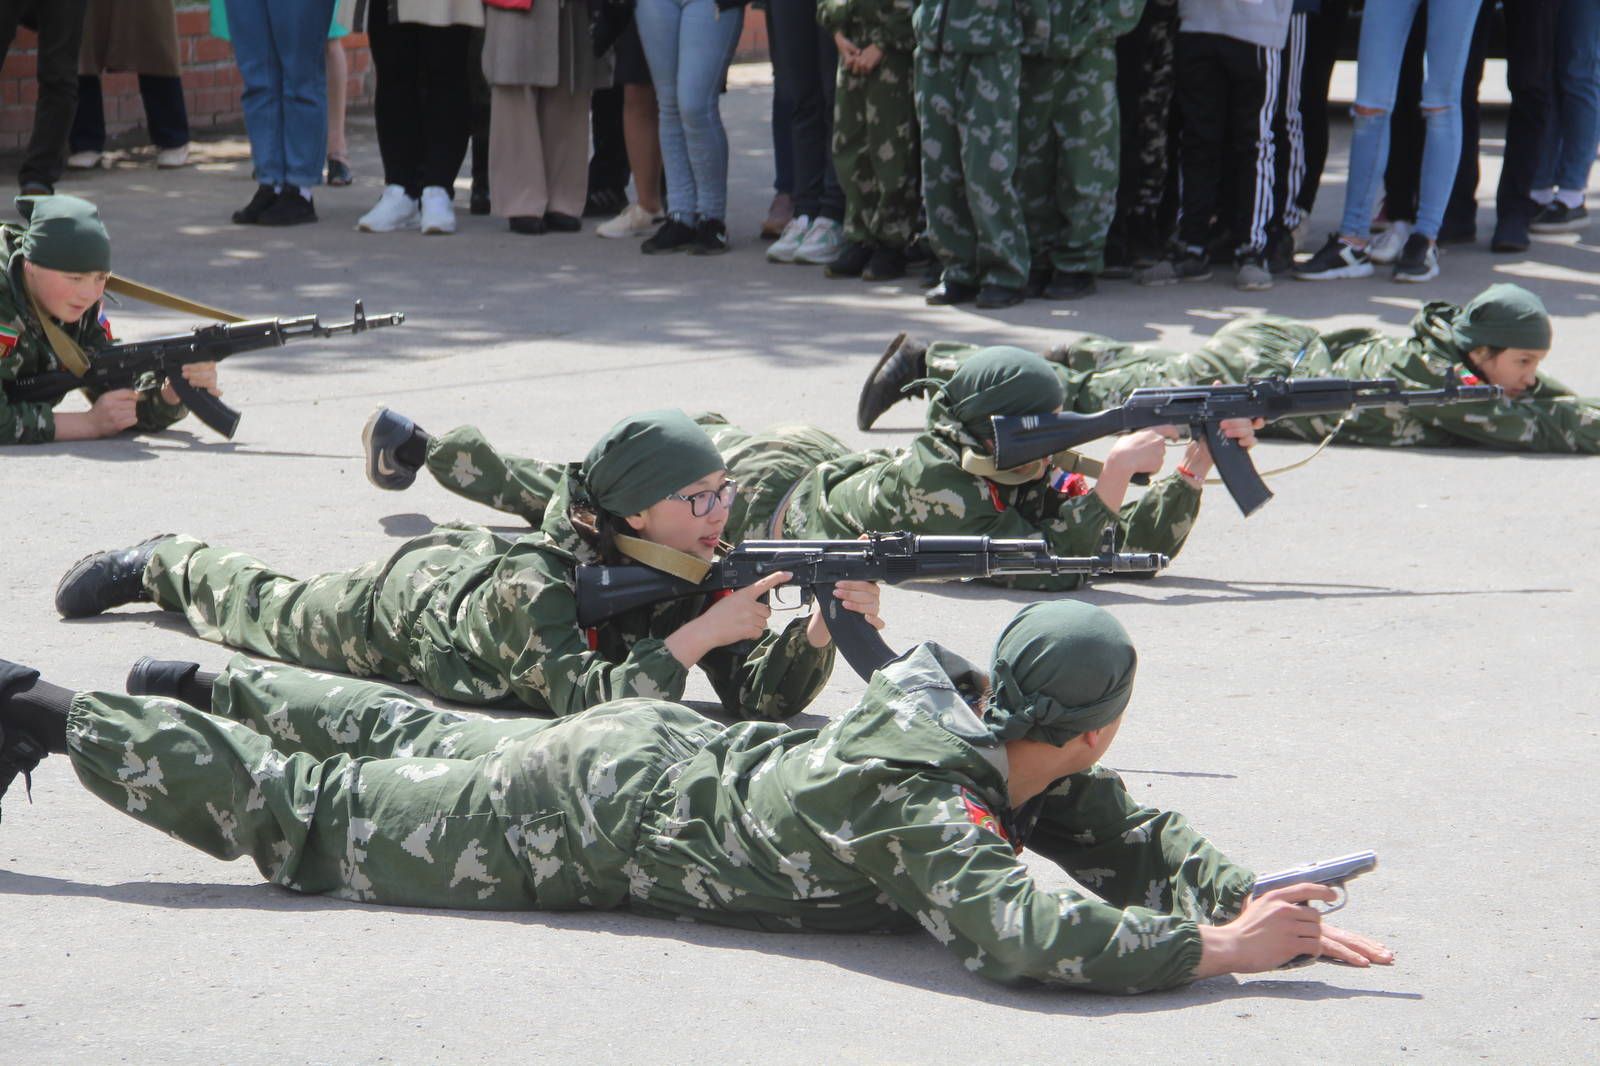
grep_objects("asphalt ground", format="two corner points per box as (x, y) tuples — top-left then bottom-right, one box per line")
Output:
(2, 72), (1597, 1063)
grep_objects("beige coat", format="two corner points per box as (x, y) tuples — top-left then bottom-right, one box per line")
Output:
(79, 0), (181, 77)
(482, 2), (613, 93)
(339, 0), (485, 30)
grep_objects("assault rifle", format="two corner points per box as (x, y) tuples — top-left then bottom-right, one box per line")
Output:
(991, 376), (1503, 517)
(575, 531), (1168, 680)
(1252, 850), (1378, 914)
(2, 300), (406, 439)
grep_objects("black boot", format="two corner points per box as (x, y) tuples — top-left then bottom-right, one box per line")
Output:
(126, 658), (219, 710)
(857, 333), (930, 431)
(0, 660), (73, 820)
(55, 534), (173, 619)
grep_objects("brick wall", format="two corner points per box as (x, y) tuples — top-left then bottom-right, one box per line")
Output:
(0, 4), (372, 152)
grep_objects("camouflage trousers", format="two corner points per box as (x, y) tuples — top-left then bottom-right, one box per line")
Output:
(142, 525), (520, 705)
(424, 424), (566, 527)
(1110, 0), (1179, 253)
(417, 415), (852, 541)
(915, 48), (1029, 289)
(1017, 44), (1121, 275)
(834, 48), (921, 251)
(64, 655), (714, 909)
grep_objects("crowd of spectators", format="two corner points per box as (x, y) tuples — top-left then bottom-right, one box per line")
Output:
(0, 0), (1594, 306)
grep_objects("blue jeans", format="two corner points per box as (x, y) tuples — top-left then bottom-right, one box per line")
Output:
(224, 0), (335, 189)
(1338, 0), (1484, 240)
(1534, 0), (1600, 194)
(635, 0), (744, 222)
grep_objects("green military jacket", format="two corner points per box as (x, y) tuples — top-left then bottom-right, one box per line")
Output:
(914, 0), (1045, 54)
(525, 642), (1253, 991)
(777, 393), (1200, 589)
(413, 473), (835, 719)
(1065, 305), (1600, 452)
(818, 0), (918, 53)
(0, 226), (185, 444)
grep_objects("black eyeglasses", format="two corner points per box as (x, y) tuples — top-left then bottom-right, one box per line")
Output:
(665, 479), (738, 517)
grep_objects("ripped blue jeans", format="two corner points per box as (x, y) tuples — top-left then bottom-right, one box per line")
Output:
(1338, 0), (1485, 240)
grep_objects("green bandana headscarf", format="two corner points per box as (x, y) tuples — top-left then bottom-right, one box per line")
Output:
(986, 601), (1137, 745)
(580, 409), (726, 517)
(1452, 283), (1551, 353)
(15, 194), (111, 273)
(938, 346), (1065, 438)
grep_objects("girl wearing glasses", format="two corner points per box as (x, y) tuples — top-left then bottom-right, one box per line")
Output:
(55, 411), (880, 722)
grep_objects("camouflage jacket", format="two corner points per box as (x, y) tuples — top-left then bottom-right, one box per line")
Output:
(914, 0), (1047, 54)
(1043, 0), (1145, 58)
(1066, 305), (1600, 452)
(0, 228), (185, 444)
(436, 474), (834, 720)
(818, 0), (918, 53)
(779, 395), (1201, 589)
(547, 642), (1254, 991)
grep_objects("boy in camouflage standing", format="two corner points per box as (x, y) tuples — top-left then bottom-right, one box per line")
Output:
(817, 0), (922, 283)
(1017, 1), (1146, 301)
(915, 0), (1043, 308)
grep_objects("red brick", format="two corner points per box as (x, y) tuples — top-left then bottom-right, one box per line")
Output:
(0, 109), (35, 133)
(4, 52), (36, 80)
(176, 9), (212, 36)
(193, 37), (234, 64)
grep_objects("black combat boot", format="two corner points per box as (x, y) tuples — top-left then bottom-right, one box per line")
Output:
(126, 658), (219, 709)
(857, 333), (930, 431)
(55, 534), (173, 619)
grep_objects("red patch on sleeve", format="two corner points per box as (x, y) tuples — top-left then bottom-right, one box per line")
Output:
(985, 480), (1006, 512)
(961, 789), (1012, 849)
(1053, 471), (1090, 497)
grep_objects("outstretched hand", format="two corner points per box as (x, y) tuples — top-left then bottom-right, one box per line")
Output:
(1195, 883), (1394, 978)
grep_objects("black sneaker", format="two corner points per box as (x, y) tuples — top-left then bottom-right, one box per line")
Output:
(545, 212), (582, 233)
(1022, 268), (1051, 299)
(975, 284), (1025, 309)
(258, 188), (317, 226)
(642, 218), (697, 254)
(1435, 218), (1477, 245)
(1138, 245), (1211, 286)
(1044, 270), (1096, 299)
(231, 183), (279, 225)
(584, 187), (628, 218)
(1392, 232), (1439, 282)
(1265, 227), (1296, 274)
(824, 241), (873, 278)
(362, 407), (426, 491)
(0, 722), (49, 823)
(861, 245), (907, 282)
(925, 279), (979, 306)
(919, 260), (944, 289)
(1294, 233), (1373, 280)
(687, 218), (730, 256)
(1529, 202), (1589, 234)
(857, 332), (929, 430)
(1490, 215), (1530, 253)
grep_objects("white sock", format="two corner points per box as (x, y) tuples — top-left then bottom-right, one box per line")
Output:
(1556, 189), (1585, 210)
(299, 186), (314, 201)
(1531, 187), (1555, 206)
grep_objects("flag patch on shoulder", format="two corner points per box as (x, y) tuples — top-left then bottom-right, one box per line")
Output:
(0, 321), (20, 354)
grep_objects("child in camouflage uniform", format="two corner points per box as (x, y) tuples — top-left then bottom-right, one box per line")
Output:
(0, 601), (1393, 992)
(55, 410), (881, 721)
(857, 283), (1600, 453)
(0, 194), (218, 444)
(356, 348), (1262, 589)
(817, 0), (922, 282)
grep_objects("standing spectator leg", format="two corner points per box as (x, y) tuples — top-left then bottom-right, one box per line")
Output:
(468, 27), (491, 213)
(1294, 0), (1350, 234)
(140, 74), (192, 159)
(588, 86), (632, 217)
(1052, 41), (1123, 285)
(959, 50), (1027, 298)
(1172, 33), (1231, 262)
(765, 3), (796, 237)
(17, 0), (91, 192)
(916, 49), (978, 294)
(367, 0), (426, 200)
(1441, 3), (1491, 243)
(1223, 38), (1277, 269)
(1535, 0), (1600, 221)
(69, 75), (108, 160)
(225, 0), (291, 192)
(1491, 0), (1561, 250)
(1016, 56), (1061, 293)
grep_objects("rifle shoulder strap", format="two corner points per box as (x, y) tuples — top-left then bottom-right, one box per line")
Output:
(105, 274), (245, 323)
(614, 534), (713, 583)
(26, 288), (90, 377)
(1050, 449), (1104, 479)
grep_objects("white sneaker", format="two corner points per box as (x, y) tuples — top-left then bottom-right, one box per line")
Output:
(66, 150), (105, 170)
(597, 202), (661, 239)
(767, 214), (812, 262)
(793, 217), (845, 265)
(357, 184), (421, 232)
(419, 186), (456, 235)
(1367, 220), (1413, 265)
(155, 144), (190, 168)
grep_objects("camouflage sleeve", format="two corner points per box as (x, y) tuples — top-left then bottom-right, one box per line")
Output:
(488, 552), (693, 715)
(700, 617), (836, 721)
(1418, 394), (1600, 454)
(844, 773), (1207, 992)
(1026, 765), (1254, 926)
(816, 0), (852, 33)
(994, 480), (1120, 591)
(0, 386), (56, 443)
(131, 369), (188, 433)
(1116, 473), (1202, 556)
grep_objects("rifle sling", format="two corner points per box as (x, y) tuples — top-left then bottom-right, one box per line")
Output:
(614, 534), (713, 584)
(1202, 413), (1351, 487)
(27, 289), (89, 377)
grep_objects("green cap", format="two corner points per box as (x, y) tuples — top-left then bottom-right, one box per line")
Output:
(986, 601), (1137, 745)
(580, 409), (726, 517)
(16, 194), (111, 273)
(1452, 283), (1551, 352)
(939, 346), (1065, 436)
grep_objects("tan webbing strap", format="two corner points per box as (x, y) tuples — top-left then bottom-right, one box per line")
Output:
(105, 274), (245, 323)
(27, 288), (89, 376)
(1051, 449), (1105, 479)
(614, 534), (713, 583)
